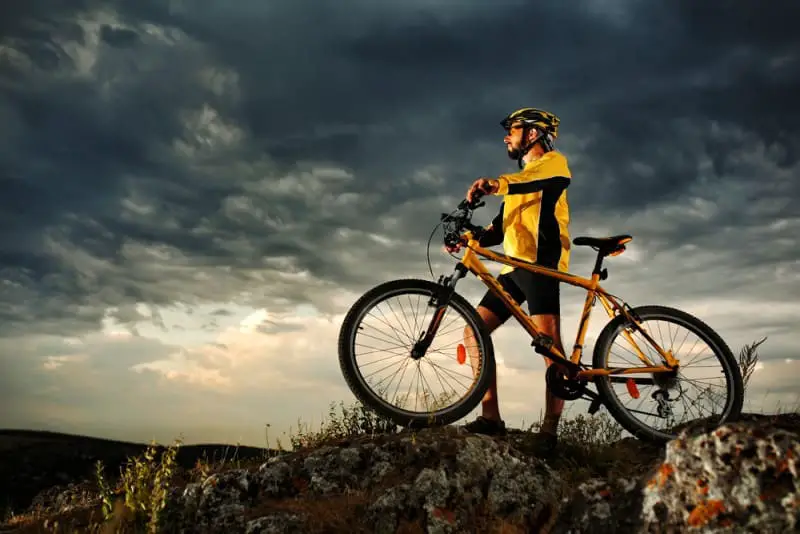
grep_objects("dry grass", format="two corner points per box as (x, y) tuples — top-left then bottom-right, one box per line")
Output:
(738, 336), (767, 390)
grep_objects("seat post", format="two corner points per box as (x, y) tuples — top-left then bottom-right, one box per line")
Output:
(592, 249), (605, 275)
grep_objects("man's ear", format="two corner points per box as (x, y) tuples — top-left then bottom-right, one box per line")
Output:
(527, 128), (539, 143)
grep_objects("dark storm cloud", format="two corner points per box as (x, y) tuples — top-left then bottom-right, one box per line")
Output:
(0, 0), (798, 337)
(118, 0), (800, 215)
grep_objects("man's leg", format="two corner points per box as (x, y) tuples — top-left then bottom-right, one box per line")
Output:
(461, 273), (523, 434)
(531, 313), (566, 435)
(510, 267), (565, 438)
(469, 305), (505, 420)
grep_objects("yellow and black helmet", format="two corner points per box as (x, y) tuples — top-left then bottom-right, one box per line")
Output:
(500, 107), (560, 139)
(501, 108), (560, 166)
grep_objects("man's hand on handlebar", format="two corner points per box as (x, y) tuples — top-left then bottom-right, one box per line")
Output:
(444, 235), (467, 254)
(443, 178), (497, 254)
(466, 178), (499, 204)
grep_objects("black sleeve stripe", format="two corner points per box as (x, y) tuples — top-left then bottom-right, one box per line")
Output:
(506, 176), (570, 195)
(478, 201), (505, 247)
(491, 201), (504, 227)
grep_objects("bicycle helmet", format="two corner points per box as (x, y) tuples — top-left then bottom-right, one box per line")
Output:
(501, 108), (560, 167)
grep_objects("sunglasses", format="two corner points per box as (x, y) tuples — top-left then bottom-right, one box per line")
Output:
(504, 123), (525, 134)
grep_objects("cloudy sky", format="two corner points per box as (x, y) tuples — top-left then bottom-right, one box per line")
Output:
(1, 0), (798, 448)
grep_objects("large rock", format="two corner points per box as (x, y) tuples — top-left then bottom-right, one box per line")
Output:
(159, 427), (562, 533)
(551, 476), (645, 534)
(640, 420), (800, 533)
(543, 417), (800, 534)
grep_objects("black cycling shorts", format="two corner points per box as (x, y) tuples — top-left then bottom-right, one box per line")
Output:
(477, 267), (560, 320)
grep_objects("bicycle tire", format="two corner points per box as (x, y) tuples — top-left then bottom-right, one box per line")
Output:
(593, 305), (744, 443)
(338, 278), (495, 428)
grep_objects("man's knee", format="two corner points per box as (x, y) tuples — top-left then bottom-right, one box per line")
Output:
(533, 313), (561, 331)
(463, 305), (502, 340)
(476, 305), (504, 333)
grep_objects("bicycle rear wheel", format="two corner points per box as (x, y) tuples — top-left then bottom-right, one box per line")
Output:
(338, 278), (495, 428)
(593, 305), (744, 443)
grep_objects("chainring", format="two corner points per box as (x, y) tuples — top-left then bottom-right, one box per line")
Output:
(546, 364), (587, 401)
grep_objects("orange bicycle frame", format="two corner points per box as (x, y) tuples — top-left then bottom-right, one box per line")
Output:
(457, 231), (679, 380)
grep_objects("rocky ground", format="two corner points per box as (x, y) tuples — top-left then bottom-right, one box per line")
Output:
(0, 429), (275, 532)
(2, 412), (800, 533)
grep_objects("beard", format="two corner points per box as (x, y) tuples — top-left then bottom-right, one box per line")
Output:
(506, 144), (522, 160)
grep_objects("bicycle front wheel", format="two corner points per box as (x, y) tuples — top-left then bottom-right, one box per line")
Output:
(593, 305), (744, 443)
(338, 278), (495, 428)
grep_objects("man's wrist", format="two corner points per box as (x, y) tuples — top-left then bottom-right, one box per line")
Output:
(492, 177), (508, 195)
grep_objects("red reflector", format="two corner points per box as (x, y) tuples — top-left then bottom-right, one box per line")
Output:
(626, 378), (640, 399)
(457, 344), (466, 365)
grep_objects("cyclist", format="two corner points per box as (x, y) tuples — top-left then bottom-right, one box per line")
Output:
(449, 107), (572, 453)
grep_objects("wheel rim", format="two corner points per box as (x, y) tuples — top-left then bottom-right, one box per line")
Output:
(346, 286), (489, 421)
(601, 312), (737, 440)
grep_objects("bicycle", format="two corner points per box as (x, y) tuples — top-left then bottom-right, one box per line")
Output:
(337, 192), (744, 443)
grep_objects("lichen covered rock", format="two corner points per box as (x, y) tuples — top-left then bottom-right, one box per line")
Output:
(28, 481), (100, 515)
(159, 427), (562, 533)
(640, 421), (800, 533)
(551, 476), (643, 534)
(364, 434), (560, 533)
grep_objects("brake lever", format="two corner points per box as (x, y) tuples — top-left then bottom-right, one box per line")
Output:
(456, 198), (486, 211)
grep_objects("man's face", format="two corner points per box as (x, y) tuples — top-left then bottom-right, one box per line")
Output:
(504, 122), (526, 160)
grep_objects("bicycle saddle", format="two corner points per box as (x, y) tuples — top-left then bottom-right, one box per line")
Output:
(573, 235), (632, 249)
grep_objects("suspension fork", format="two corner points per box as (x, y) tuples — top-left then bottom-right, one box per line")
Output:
(410, 263), (468, 359)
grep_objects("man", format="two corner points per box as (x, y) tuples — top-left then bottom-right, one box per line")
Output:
(450, 108), (572, 453)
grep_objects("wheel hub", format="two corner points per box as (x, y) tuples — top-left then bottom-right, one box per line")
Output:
(410, 333), (428, 360)
(653, 369), (679, 390)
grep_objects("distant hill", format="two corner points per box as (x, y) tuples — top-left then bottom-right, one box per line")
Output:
(0, 428), (276, 520)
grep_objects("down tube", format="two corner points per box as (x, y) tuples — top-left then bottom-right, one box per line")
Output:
(461, 253), (566, 359)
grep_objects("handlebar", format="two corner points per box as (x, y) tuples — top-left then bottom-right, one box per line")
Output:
(440, 189), (489, 248)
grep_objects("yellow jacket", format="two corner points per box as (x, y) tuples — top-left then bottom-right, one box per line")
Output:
(490, 151), (572, 274)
